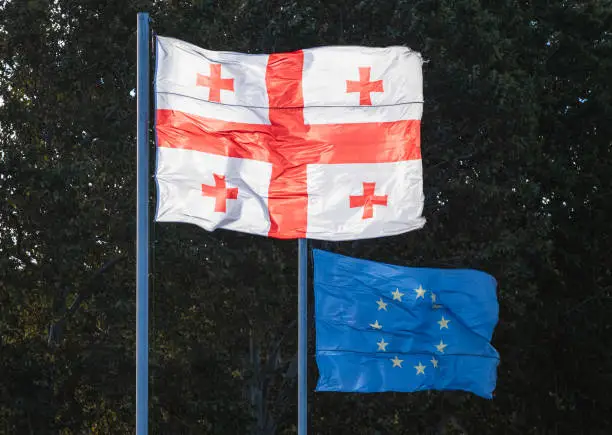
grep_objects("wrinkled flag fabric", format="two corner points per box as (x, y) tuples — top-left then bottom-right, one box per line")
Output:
(313, 249), (499, 398)
(154, 36), (425, 240)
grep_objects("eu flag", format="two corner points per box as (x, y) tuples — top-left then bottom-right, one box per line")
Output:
(313, 249), (499, 399)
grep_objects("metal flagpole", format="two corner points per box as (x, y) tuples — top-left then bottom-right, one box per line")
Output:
(298, 238), (308, 434)
(136, 12), (150, 435)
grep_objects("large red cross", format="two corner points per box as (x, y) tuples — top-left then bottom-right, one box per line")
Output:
(349, 182), (388, 219)
(196, 63), (234, 103)
(201, 173), (238, 212)
(346, 66), (384, 106)
(157, 53), (420, 238)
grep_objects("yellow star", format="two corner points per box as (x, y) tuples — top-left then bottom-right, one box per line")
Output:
(435, 339), (448, 353)
(438, 316), (451, 330)
(431, 292), (437, 303)
(377, 338), (389, 352)
(414, 285), (426, 299)
(376, 298), (388, 311)
(430, 357), (439, 368)
(414, 362), (426, 375)
(392, 288), (404, 301)
(369, 320), (382, 330)
(391, 356), (403, 368)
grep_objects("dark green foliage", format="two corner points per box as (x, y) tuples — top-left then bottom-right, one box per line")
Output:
(1, 0), (611, 433)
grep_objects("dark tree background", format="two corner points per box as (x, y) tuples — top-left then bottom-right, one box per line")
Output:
(1, 0), (611, 433)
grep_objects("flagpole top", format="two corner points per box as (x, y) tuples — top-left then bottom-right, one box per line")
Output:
(137, 12), (151, 23)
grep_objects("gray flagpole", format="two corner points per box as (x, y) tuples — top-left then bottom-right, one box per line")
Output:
(298, 238), (308, 434)
(136, 12), (150, 435)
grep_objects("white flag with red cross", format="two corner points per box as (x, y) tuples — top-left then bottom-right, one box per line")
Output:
(154, 36), (425, 240)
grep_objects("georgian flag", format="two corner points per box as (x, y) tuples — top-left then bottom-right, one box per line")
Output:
(154, 36), (425, 240)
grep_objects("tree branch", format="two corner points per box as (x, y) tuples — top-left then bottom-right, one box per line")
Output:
(47, 255), (126, 346)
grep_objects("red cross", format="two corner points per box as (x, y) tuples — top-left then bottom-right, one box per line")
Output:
(196, 63), (234, 103)
(349, 182), (388, 219)
(157, 52), (421, 238)
(346, 67), (384, 106)
(201, 173), (238, 213)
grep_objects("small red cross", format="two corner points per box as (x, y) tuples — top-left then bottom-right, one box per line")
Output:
(346, 67), (384, 106)
(349, 182), (388, 219)
(201, 173), (238, 213)
(196, 63), (235, 103)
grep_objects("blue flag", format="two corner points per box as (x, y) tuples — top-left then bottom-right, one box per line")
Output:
(313, 249), (500, 399)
